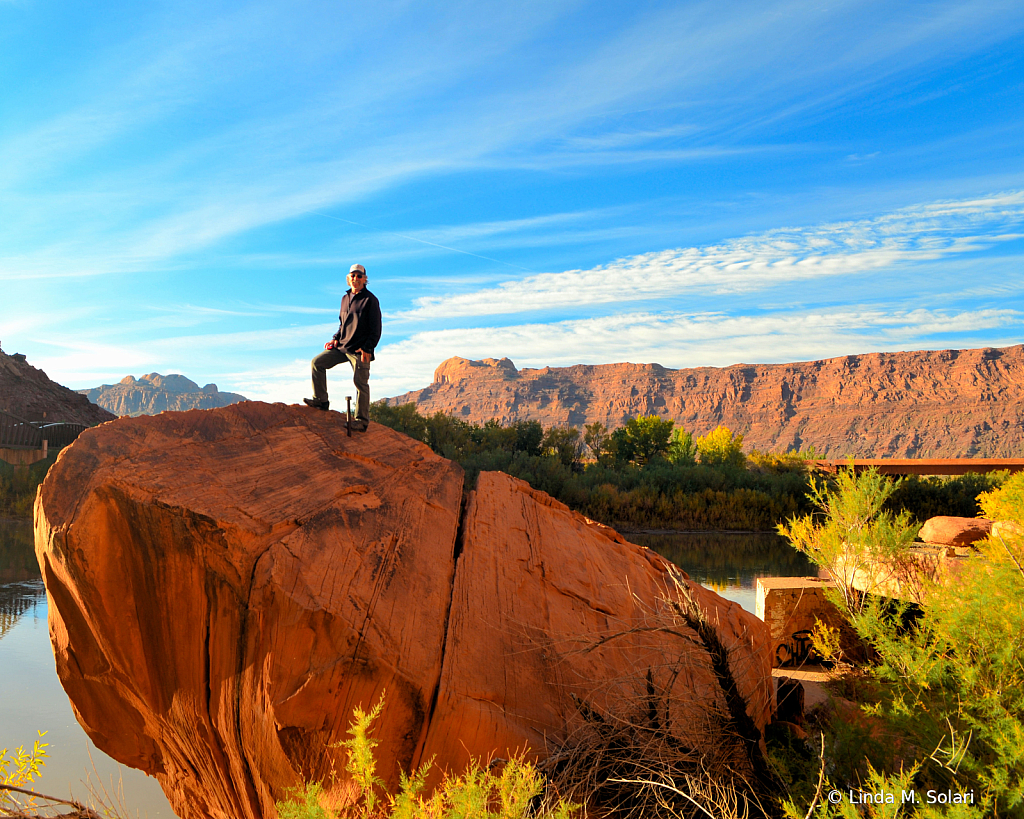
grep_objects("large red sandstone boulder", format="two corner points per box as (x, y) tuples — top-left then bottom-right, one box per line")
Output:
(35, 403), (771, 819)
(919, 516), (993, 547)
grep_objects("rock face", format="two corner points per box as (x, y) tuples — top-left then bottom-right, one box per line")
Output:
(919, 516), (993, 547)
(389, 345), (1024, 458)
(0, 346), (115, 425)
(35, 403), (771, 819)
(78, 372), (248, 417)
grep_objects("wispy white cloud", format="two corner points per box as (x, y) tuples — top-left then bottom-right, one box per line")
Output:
(560, 125), (700, 150)
(5, 0), (1023, 284)
(394, 192), (1024, 320)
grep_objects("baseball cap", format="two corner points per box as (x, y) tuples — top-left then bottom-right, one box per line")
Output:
(349, 264), (366, 275)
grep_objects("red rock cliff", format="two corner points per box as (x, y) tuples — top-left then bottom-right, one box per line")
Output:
(0, 347), (115, 425)
(35, 403), (771, 819)
(389, 345), (1024, 457)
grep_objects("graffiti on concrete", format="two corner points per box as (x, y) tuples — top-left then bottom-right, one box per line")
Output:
(775, 629), (820, 667)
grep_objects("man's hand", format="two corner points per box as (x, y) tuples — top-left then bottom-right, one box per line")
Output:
(358, 349), (371, 363)
(324, 340), (337, 350)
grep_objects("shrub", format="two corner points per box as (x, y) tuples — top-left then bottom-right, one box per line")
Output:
(747, 448), (814, 473)
(0, 458), (53, 519)
(778, 470), (1024, 818)
(885, 471), (1007, 522)
(274, 695), (576, 819)
(779, 467), (920, 616)
(369, 402), (428, 443)
(0, 731), (49, 813)
(368, 407), (998, 533)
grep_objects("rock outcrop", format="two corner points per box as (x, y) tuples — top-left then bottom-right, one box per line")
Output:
(919, 516), (993, 547)
(78, 372), (247, 417)
(35, 403), (771, 819)
(388, 345), (1024, 458)
(0, 346), (115, 425)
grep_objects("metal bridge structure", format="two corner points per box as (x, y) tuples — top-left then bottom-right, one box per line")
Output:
(810, 458), (1024, 476)
(0, 409), (88, 462)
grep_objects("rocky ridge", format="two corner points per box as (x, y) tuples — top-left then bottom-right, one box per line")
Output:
(35, 402), (772, 819)
(79, 372), (248, 416)
(389, 345), (1024, 458)
(0, 345), (115, 425)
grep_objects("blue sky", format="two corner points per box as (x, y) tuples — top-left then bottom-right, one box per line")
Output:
(1, 0), (1023, 403)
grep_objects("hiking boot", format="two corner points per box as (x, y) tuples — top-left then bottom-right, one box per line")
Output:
(350, 419), (369, 432)
(303, 397), (329, 410)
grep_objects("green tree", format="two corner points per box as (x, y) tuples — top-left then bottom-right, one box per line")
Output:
(583, 422), (609, 462)
(609, 415), (675, 466)
(541, 426), (583, 469)
(369, 401), (428, 442)
(424, 412), (475, 460)
(510, 420), (544, 456)
(666, 427), (696, 465)
(474, 419), (517, 453)
(695, 425), (746, 468)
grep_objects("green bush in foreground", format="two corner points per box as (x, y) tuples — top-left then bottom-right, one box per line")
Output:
(777, 469), (1024, 818)
(276, 693), (576, 819)
(778, 467), (920, 616)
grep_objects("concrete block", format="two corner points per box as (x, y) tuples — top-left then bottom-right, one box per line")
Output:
(756, 576), (848, 668)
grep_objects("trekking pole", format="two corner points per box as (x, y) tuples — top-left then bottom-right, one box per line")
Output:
(346, 396), (352, 437)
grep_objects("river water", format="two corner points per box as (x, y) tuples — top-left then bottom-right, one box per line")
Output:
(0, 518), (175, 816)
(1, 519), (814, 817)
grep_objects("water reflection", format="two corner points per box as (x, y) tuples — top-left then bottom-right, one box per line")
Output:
(0, 519), (43, 642)
(0, 519), (174, 816)
(0, 518), (40, 582)
(0, 581), (44, 642)
(630, 530), (817, 612)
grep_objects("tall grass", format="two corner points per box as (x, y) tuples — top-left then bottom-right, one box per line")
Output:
(274, 694), (576, 819)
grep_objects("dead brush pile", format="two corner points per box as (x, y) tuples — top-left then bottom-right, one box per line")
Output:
(540, 569), (784, 819)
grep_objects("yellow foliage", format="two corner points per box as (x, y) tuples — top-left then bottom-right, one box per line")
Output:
(0, 730), (49, 811)
(695, 426), (745, 468)
(978, 471), (1024, 573)
(275, 696), (576, 819)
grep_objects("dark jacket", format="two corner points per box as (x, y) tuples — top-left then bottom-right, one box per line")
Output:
(333, 288), (382, 360)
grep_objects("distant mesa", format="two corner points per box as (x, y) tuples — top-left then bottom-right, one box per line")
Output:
(79, 372), (248, 417)
(0, 344), (115, 426)
(433, 356), (519, 384)
(389, 344), (1024, 459)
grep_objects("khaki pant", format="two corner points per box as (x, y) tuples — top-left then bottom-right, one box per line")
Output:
(311, 348), (371, 422)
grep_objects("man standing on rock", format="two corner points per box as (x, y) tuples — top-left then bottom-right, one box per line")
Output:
(304, 264), (381, 431)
